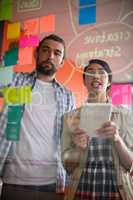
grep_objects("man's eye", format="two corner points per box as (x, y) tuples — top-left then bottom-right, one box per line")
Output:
(55, 52), (61, 56)
(42, 48), (48, 52)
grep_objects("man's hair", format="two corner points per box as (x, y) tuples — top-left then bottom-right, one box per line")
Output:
(36, 34), (66, 59)
(83, 59), (112, 90)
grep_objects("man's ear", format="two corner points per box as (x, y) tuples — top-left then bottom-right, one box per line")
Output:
(59, 59), (64, 68)
(34, 48), (38, 60)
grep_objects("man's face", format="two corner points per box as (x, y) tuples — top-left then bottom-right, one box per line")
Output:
(36, 39), (64, 76)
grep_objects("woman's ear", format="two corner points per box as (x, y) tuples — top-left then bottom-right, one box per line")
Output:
(83, 75), (87, 87)
(107, 81), (111, 88)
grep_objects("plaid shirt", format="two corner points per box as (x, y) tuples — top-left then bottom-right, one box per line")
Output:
(76, 138), (122, 200)
(0, 71), (75, 192)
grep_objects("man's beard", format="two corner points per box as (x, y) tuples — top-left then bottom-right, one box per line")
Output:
(36, 60), (57, 76)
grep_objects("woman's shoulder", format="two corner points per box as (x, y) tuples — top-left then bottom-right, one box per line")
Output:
(112, 105), (133, 116)
(64, 107), (81, 117)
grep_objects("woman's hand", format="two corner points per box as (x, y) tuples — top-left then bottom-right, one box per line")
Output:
(96, 121), (121, 141)
(73, 128), (89, 149)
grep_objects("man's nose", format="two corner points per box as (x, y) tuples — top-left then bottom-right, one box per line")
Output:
(48, 51), (54, 59)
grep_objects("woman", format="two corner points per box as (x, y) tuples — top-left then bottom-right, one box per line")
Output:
(61, 59), (133, 200)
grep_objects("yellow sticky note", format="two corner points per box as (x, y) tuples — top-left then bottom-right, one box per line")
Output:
(7, 22), (21, 40)
(3, 86), (32, 105)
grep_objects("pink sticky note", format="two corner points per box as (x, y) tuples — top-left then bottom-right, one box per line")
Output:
(111, 84), (132, 105)
(24, 18), (39, 35)
(28, 36), (39, 47)
(19, 35), (39, 48)
(19, 36), (28, 48)
(40, 15), (55, 33)
(18, 47), (34, 65)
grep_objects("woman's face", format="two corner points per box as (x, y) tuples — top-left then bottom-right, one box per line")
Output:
(84, 63), (110, 95)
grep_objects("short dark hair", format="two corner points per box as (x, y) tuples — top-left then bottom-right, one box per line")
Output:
(83, 59), (112, 90)
(37, 34), (66, 59)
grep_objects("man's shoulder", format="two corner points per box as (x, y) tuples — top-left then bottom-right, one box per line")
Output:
(11, 71), (36, 86)
(54, 80), (72, 94)
(13, 71), (36, 78)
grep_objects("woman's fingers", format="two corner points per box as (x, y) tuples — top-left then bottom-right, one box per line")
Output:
(73, 129), (89, 149)
(96, 121), (119, 139)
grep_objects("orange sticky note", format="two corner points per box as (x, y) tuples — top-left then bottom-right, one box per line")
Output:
(13, 64), (35, 73)
(18, 47), (34, 65)
(7, 22), (21, 40)
(2, 22), (10, 52)
(0, 97), (4, 112)
(40, 15), (55, 33)
(24, 18), (39, 35)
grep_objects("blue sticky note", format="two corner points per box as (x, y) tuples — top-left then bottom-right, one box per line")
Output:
(0, 66), (13, 86)
(4, 48), (18, 66)
(79, 0), (96, 6)
(79, 6), (96, 25)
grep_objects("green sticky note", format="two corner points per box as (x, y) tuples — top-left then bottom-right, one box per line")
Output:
(3, 86), (32, 105)
(6, 122), (21, 141)
(7, 105), (23, 123)
(6, 105), (23, 141)
(0, 0), (12, 21)
(0, 66), (13, 86)
(4, 48), (18, 66)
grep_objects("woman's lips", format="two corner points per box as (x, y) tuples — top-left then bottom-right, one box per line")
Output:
(91, 81), (102, 88)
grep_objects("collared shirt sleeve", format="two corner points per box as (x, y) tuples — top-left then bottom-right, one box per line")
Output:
(119, 106), (133, 172)
(0, 72), (36, 177)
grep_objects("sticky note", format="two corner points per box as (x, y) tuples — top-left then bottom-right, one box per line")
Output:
(79, 0), (96, 6)
(7, 22), (21, 40)
(79, 5), (96, 25)
(0, 97), (4, 112)
(6, 105), (24, 140)
(23, 18), (39, 35)
(4, 48), (18, 66)
(40, 15), (55, 33)
(7, 105), (23, 123)
(111, 84), (132, 105)
(28, 36), (39, 47)
(0, 66), (13, 85)
(13, 64), (35, 73)
(3, 86), (32, 105)
(0, 21), (4, 52)
(19, 35), (39, 48)
(18, 47), (34, 65)
(2, 22), (10, 52)
(0, 0), (12, 21)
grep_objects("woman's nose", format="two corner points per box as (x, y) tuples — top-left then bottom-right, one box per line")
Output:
(93, 71), (100, 78)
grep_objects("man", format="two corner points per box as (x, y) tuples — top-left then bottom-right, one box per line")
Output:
(0, 34), (75, 200)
